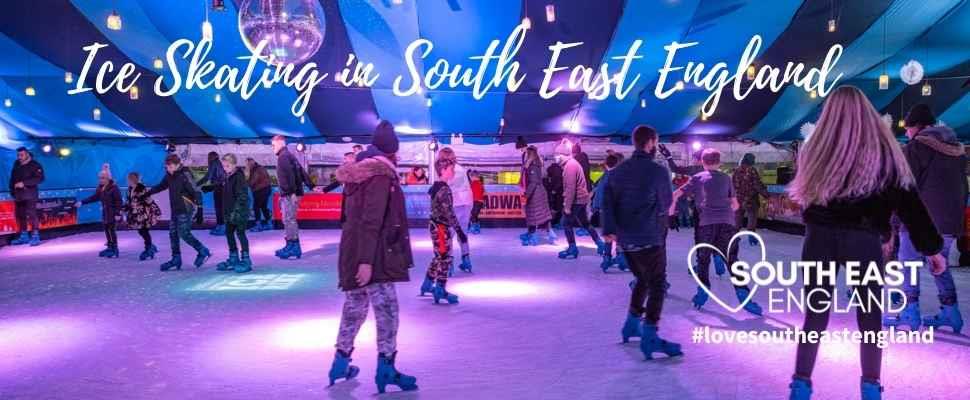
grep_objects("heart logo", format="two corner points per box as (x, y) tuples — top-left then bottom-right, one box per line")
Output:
(686, 230), (767, 314)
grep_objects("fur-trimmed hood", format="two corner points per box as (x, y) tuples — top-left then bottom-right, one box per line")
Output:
(914, 126), (964, 157)
(336, 156), (398, 184)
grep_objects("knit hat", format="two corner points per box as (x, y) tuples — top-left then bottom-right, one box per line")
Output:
(740, 153), (756, 166)
(904, 104), (936, 128)
(99, 163), (112, 180)
(371, 120), (399, 154)
(515, 136), (528, 149)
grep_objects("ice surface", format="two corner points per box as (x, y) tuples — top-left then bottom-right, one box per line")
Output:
(1, 228), (968, 399)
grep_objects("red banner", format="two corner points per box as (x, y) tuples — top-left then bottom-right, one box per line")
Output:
(0, 198), (78, 234)
(480, 191), (525, 219)
(273, 193), (343, 221)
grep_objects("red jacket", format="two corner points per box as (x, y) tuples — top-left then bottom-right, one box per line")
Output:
(471, 179), (485, 202)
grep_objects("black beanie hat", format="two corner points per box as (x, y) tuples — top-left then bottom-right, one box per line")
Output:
(515, 135), (528, 149)
(740, 153), (756, 166)
(904, 103), (936, 128)
(371, 120), (399, 154)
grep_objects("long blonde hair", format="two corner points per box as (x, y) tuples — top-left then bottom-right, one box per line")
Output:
(788, 85), (913, 207)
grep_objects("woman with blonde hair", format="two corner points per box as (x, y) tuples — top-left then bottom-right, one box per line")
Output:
(786, 86), (946, 400)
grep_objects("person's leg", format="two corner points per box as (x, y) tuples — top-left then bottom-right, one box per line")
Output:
(368, 283), (400, 357)
(574, 205), (603, 245)
(283, 195), (301, 241)
(236, 224), (250, 253)
(106, 222), (118, 248)
(924, 235), (963, 332)
(176, 213), (207, 254)
(793, 224), (838, 382)
(225, 224), (239, 254)
(169, 215), (182, 256)
(896, 231), (922, 303)
(335, 287), (371, 354)
(138, 227), (152, 248)
(470, 201), (483, 224)
(103, 225), (113, 248)
(563, 207), (577, 245)
(14, 200), (27, 234)
(746, 202), (759, 231)
(694, 224), (714, 289)
(214, 186), (225, 226)
(641, 246), (668, 325)
(627, 249), (649, 317)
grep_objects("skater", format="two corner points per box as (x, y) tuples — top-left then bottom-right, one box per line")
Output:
(602, 125), (682, 359)
(320, 152), (356, 193)
(437, 147), (473, 273)
(273, 135), (313, 260)
(77, 164), (123, 258)
(197, 151), (227, 236)
(671, 148), (763, 316)
(144, 154), (211, 271)
(245, 158), (273, 232)
(544, 158), (564, 229)
(882, 103), (966, 333)
(8, 147), (44, 246)
(520, 146), (555, 246)
(557, 144), (605, 259)
(469, 171), (485, 234)
(592, 153), (622, 272)
(571, 142), (593, 237)
(419, 158), (464, 304)
(785, 86), (946, 400)
(404, 166), (428, 185)
(215, 154), (253, 273)
(732, 153), (768, 245)
(124, 172), (161, 261)
(328, 120), (418, 393)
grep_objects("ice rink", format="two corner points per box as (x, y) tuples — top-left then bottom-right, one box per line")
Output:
(1, 227), (968, 399)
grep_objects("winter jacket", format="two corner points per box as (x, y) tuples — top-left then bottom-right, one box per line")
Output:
(901, 126), (968, 236)
(602, 150), (673, 248)
(145, 166), (201, 216)
(575, 151), (593, 191)
(732, 164), (769, 208)
(197, 157), (226, 187)
(81, 180), (123, 224)
(592, 169), (613, 212)
(562, 157), (591, 210)
(544, 163), (564, 210)
(523, 159), (552, 226)
(445, 164), (473, 207)
(666, 158), (703, 176)
(429, 181), (460, 227)
(405, 171), (429, 185)
(276, 147), (312, 197)
(471, 179), (485, 202)
(802, 185), (943, 255)
(9, 159), (44, 201)
(336, 156), (413, 291)
(125, 183), (160, 230)
(248, 163), (271, 192)
(222, 167), (251, 227)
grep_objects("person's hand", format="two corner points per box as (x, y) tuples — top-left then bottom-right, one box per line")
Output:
(312, 186), (324, 193)
(356, 263), (373, 287)
(563, 207), (571, 215)
(14, 182), (24, 189)
(927, 253), (947, 276)
(657, 144), (672, 159)
(603, 234), (616, 242)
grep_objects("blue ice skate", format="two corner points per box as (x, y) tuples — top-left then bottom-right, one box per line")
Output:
(459, 254), (473, 273)
(922, 305), (963, 334)
(216, 253), (239, 271)
(9, 232), (29, 245)
(328, 349), (360, 386)
(639, 323), (683, 360)
(692, 287), (708, 310)
(160, 255), (182, 271)
(194, 247), (211, 268)
(735, 287), (763, 316)
(29, 232), (41, 246)
(861, 379), (882, 400)
(714, 254), (726, 276)
(234, 252), (252, 273)
(277, 240), (302, 260)
(557, 244), (579, 259)
(432, 285), (459, 305)
(419, 276), (434, 297)
(375, 352), (418, 394)
(622, 312), (643, 343)
(882, 302), (921, 331)
(788, 377), (812, 400)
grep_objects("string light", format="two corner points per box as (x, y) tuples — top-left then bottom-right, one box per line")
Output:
(64, 72), (73, 84)
(107, 10), (122, 30)
(58, 147), (71, 157)
(746, 65), (756, 80)
(24, 86), (36, 96)
(921, 81), (932, 97)
(93, 107), (102, 120)
(522, 17), (531, 30)
(878, 74), (889, 90)
(214, 93), (222, 103)
(3, 98), (11, 108)
(809, 90), (817, 99)
(640, 99), (646, 108)
(674, 81), (685, 91)
(426, 97), (432, 107)
(545, 4), (555, 22)
(391, 0), (403, 4)
(898, 119), (905, 128)
(500, 118), (505, 127)
(153, 57), (164, 69)
(41, 143), (53, 154)
(202, 20), (213, 41)
(129, 86), (139, 100)
(828, 19), (837, 33)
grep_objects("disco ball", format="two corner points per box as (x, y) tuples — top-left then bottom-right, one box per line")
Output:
(238, 0), (325, 66)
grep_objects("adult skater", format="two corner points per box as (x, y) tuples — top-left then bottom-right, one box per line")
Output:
(245, 158), (272, 232)
(469, 170), (485, 234)
(215, 154), (253, 273)
(418, 157), (463, 304)
(882, 104), (966, 333)
(732, 153), (768, 246)
(124, 172), (161, 260)
(144, 154), (211, 271)
(9, 147), (44, 246)
(319, 152), (356, 194)
(437, 147), (473, 273)
(272, 135), (313, 260)
(328, 120), (417, 393)
(556, 144), (606, 259)
(197, 151), (227, 235)
(545, 157), (564, 229)
(571, 142), (593, 236)
(602, 125), (682, 359)
(785, 86), (946, 400)
(671, 148), (763, 316)
(520, 146), (556, 246)
(77, 164), (122, 258)
(593, 153), (624, 272)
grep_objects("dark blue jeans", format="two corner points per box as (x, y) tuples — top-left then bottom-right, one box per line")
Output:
(169, 213), (204, 256)
(898, 232), (958, 305)
(563, 204), (602, 246)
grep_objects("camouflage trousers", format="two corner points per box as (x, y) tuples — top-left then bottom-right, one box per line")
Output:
(169, 212), (205, 256)
(279, 195), (301, 241)
(427, 223), (454, 283)
(335, 283), (399, 356)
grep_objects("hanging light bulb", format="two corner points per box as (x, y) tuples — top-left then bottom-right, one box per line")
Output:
(640, 99), (646, 108)
(300, 115), (306, 124)
(64, 72), (74, 84)
(4, 98), (11, 108)
(214, 93), (222, 103)
(201, 20), (213, 41)
(921, 81), (932, 96)
(93, 107), (102, 120)
(809, 89), (817, 99)
(392, 0), (403, 4)
(107, 10), (122, 31)
(898, 119), (905, 128)
(58, 147), (71, 157)
(878, 73), (889, 90)
(568, 120), (580, 133)
(674, 81), (685, 91)
(746, 65), (756, 81)
(522, 17), (531, 30)
(828, 19), (837, 33)
(700, 112), (709, 122)
(499, 117), (505, 127)
(545, 4), (556, 22)
(129, 86), (139, 100)
(153, 57), (164, 70)
(24, 86), (36, 96)
(426, 97), (432, 107)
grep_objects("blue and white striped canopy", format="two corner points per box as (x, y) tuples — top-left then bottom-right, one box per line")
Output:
(0, 0), (968, 146)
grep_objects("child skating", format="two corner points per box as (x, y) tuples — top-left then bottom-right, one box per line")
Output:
(77, 164), (123, 258)
(124, 172), (161, 261)
(419, 158), (463, 304)
(215, 154), (253, 273)
(144, 154), (211, 271)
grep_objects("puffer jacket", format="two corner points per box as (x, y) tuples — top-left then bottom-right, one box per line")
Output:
(81, 180), (123, 224)
(145, 166), (201, 216)
(602, 150), (673, 248)
(9, 159), (44, 201)
(523, 159), (552, 226)
(336, 156), (413, 291)
(198, 157), (226, 187)
(276, 147), (312, 196)
(248, 162), (271, 192)
(902, 125), (968, 236)
(562, 157), (591, 210)
(222, 167), (251, 227)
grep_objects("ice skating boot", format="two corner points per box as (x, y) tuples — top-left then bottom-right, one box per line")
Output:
(419, 275), (434, 296)
(692, 287), (709, 310)
(9, 232), (29, 245)
(860, 379), (883, 400)
(432, 283), (459, 305)
(576, 227), (589, 237)
(102, 246), (119, 258)
(748, 235), (759, 247)
(328, 349), (360, 386)
(29, 232), (41, 246)
(217, 252), (240, 271)
(713, 254), (726, 277)
(235, 252), (253, 273)
(278, 240), (302, 260)
(615, 253), (629, 272)
(160, 255), (183, 271)
(260, 221), (273, 231)
(470, 223), (481, 234)
(596, 241), (608, 255)
(194, 247), (212, 268)
(209, 224), (226, 236)
(249, 221), (264, 233)
(99, 246), (113, 257)
(558, 244), (579, 259)
(375, 352), (418, 394)
(274, 240), (293, 258)
(639, 323), (683, 360)
(140, 244), (158, 261)
(922, 305), (963, 334)
(521, 232), (539, 246)
(600, 254), (614, 273)
(735, 287), (763, 316)
(459, 254), (473, 273)
(546, 230), (557, 245)
(788, 377), (812, 400)
(621, 312), (643, 343)
(882, 302), (921, 330)
(518, 232), (531, 242)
